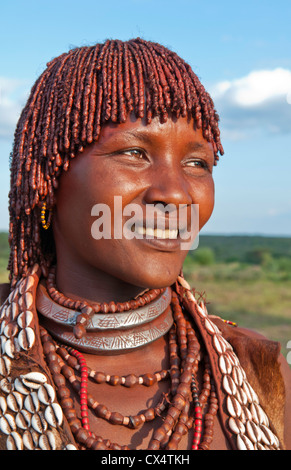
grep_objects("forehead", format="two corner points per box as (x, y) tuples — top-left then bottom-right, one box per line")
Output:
(97, 114), (214, 154)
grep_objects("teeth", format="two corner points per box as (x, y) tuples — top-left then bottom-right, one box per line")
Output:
(135, 225), (178, 239)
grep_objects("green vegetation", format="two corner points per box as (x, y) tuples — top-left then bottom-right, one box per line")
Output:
(184, 235), (291, 360)
(0, 232), (9, 283)
(0, 231), (290, 360)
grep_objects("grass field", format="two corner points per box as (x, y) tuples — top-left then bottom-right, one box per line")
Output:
(183, 235), (291, 360)
(0, 231), (290, 360)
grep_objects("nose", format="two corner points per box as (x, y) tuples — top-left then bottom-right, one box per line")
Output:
(143, 165), (193, 208)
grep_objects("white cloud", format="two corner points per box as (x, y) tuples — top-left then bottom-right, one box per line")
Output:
(211, 68), (291, 140)
(0, 77), (30, 140)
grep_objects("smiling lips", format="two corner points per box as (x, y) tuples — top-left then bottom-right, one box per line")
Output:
(130, 220), (190, 240)
(134, 225), (179, 239)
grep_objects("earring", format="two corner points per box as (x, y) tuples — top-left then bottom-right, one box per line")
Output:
(40, 202), (52, 230)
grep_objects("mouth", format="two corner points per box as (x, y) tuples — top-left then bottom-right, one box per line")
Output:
(133, 224), (180, 240)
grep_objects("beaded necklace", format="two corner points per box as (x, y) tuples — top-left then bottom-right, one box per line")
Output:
(37, 279), (173, 354)
(39, 296), (218, 450)
(45, 266), (167, 341)
(0, 265), (282, 451)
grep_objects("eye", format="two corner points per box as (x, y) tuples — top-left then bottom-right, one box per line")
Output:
(185, 159), (209, 170)
(121, 148), (145, 159)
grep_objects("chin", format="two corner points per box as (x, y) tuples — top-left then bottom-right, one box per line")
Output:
(126, 266), (182, 290)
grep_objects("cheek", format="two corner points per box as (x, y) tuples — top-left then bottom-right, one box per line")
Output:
(195, 179), (215, 228)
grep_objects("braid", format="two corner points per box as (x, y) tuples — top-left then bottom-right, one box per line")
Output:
(8, 38), (224, 285)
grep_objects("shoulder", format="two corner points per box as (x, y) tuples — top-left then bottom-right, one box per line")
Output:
(210, 314), (291, 449)
(0, 283), (10, 306)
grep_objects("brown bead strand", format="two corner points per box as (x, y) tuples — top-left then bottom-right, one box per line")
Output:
(198, 378), (219, 450)
(56, 344), (170, 388)
(38, 289), (218, 451)
(40, 326), (129, 450)
(46, 265), (165, 314)
(168, 326), (181, 395)
(55, 347), (168, 429)
(45, 265), (166, 340)
(147, 295), (202, 450)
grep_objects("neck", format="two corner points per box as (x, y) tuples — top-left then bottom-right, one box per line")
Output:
(36, 269), (174, 354)
(55, 260), (148, 305)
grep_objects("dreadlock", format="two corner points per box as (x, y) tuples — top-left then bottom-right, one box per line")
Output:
(8, 38), (224, 286)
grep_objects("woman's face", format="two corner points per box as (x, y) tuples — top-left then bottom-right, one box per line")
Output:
(53, 115), (215, 289)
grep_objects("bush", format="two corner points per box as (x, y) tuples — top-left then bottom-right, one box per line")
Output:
(193, 247), (215, 266)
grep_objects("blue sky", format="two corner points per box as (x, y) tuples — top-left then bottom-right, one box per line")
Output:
(0, 0), (291, 235)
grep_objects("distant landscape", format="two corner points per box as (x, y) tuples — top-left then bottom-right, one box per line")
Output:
(0, 231), (290, 360)
(184, 234), (291, 360)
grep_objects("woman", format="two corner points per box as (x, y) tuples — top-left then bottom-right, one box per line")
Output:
(0, 38), (290, 451)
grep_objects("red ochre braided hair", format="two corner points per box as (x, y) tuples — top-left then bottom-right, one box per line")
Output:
(8, 38), (224, 286)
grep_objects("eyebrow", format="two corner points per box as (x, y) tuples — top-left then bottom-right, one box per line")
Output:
(113, 128), (215, 159)
(185, 142), (209, 152)
(121, 129), (153, 143)
(122, 130), (211, 150)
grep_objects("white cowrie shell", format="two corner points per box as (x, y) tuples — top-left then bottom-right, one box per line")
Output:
(260, 424), (278, 447)
(255, 442), (266, 450)
(240, 405), (253, 424)
(6, 431), (23, 450)
(0, 413), (17, 434)
(7, 391), (23, 412)
(44, 403), (63, 428)
(204, 318), (217, 335)
(246, 420), (263, 443)
(0, 303), (8, 320)
(21, 371), (47, 390)
(219, 354), (232, 375)
(213, 334), (227, 354)
(0, 356), (11, 376)
(39, 431), (57, 450)
(31, 263), (40, 275)
(248, 384), (259, 404)
(24, 292), (34, 309)
(237, 433), (255, 450)
(65, 444), (78, 450)
(253, 402), (269, 427)
(222, 375), (237, 396)
(1, 335), (7, 354)
(185, 290), (195, 303)
(24, 392), (40, 413)
(11, 302), (20, 320)
(14, 378), (30, 395)
(25, 275), (35, 292)
(242, 382), (254, 404)
(15, 409), (32, 429)
(31, 411), (48, 433)
(249, 402), (261, 424)
(47, 429), (58, 450)
(226, 395), (242, 418)
(38, 383), (56, 405)
(231, 365), (244, 387)
(23, 429), (39, 449)
(228, 417), (245, 435)
(18, 327), (35, 351)
(0, 318), (9, 334)
(177, 276), (191, 290)
(196, 304), (207, 318)
(4, 338), (15, 359)
(17, 277), (27, 296)
(0, 396), (7, 416)
(235, 386), (248, 406)
(0, 377), (14, 394)
(17, 311), (34, 328)
(225, 351), (239, 367)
